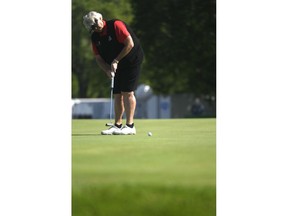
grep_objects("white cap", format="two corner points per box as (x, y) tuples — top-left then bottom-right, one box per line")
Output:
(83, 11), (103, 33)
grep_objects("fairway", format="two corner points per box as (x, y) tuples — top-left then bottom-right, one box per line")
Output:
(72, 119), (216, 216)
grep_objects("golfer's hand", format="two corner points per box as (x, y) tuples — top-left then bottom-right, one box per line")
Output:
(105, 71), (115, 79)
(111, 59), (119, 73)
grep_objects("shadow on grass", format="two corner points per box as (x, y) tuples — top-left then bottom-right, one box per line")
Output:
(72, 133), (102, 136)
(72, 185), (216, 216)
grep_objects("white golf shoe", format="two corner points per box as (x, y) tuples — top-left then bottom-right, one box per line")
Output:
(101, 125), (121, 135)
(113, 125), (136, 135)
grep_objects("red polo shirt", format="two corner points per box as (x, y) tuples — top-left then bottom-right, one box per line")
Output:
(92, 20), (130, 56)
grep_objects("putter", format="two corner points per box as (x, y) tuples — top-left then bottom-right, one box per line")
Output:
(105, 73), (115, 127)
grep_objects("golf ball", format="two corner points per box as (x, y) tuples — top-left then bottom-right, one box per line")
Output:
(148, 132), (152, 136)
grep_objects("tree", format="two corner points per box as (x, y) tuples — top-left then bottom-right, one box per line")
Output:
(130, 0), (216, 96)
(72, 0), (216, 98)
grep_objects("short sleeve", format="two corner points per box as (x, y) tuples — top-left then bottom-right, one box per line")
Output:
(114, 20), (130, 43)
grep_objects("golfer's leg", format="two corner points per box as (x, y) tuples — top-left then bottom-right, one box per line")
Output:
(114, 93), (124, 125)
(122, 91), (136, 125)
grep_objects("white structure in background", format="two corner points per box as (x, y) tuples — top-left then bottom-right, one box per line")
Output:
(72, 98), (111, 119)
(135, 84), (171, 119)
(72, 84), (171, 119)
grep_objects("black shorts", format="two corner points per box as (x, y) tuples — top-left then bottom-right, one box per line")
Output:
(113, 63), (142, 94)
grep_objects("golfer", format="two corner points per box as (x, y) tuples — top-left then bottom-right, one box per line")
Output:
(83, 11), (144, 135)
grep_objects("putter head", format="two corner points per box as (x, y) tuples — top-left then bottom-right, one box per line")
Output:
(105, 122), (114, 127)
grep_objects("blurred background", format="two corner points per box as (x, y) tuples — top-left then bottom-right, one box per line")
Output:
(72, 0), (216, 119)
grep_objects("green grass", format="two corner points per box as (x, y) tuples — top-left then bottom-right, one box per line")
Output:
(72, 119), (216, 216)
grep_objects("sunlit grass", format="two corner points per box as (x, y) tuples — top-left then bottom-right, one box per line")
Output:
(72, 119), (216, 216)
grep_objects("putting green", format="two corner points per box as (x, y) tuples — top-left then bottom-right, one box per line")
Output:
(72, 119), (216, 216)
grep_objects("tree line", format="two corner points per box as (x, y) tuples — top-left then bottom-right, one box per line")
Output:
(72, 0), (216, 98)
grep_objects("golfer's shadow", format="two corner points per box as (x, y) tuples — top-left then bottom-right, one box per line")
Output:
(72, 133), (102, 136)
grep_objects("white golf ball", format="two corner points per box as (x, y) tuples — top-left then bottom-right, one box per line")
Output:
(148, 132), (152, 136)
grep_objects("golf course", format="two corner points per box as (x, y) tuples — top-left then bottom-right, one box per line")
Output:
(72, 118), (216, 216)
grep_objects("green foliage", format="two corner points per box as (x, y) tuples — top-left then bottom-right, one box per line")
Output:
(72, 0), (216, 97)
(131, 0), (216, 95)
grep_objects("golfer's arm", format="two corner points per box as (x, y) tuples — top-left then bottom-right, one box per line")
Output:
(114, 36), (134, 62)
(95, 55), (110, 72)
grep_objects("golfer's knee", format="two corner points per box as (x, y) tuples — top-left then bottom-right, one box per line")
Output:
(114, 93), (123, 101)
(122, 91), (134, 98)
